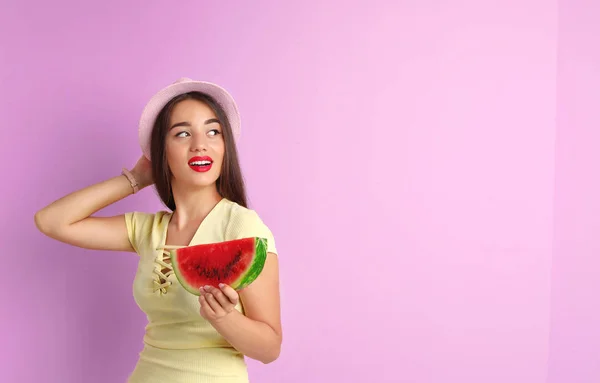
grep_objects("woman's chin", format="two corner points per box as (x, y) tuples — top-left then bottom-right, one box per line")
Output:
(171, 166), (221, 188)
(186, 176), (219, 189)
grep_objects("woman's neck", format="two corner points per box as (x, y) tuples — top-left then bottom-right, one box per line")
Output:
(170, 183), (223, 229)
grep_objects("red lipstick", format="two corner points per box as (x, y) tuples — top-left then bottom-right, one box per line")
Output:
(188, 156), (213, 172)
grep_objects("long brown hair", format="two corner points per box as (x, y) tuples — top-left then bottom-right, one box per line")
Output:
(149, 91), (247, 211)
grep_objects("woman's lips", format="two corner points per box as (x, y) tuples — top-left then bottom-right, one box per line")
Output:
(188, 156), (213, 172)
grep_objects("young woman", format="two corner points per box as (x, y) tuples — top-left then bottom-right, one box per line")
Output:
(34, 78), (282, 383)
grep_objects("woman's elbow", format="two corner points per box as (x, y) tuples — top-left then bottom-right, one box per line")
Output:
(34, 209), (66, 239)
(260, 343), (281, 364)
(34, 210), (52, 235)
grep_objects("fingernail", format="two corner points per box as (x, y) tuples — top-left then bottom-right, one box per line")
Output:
(204, 285), (211, 290)
(219, 283), (224, 288)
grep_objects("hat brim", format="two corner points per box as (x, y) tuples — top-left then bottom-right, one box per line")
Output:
(138, 80), (241, 160)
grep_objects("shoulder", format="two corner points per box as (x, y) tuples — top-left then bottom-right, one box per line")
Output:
(222, 200), (268, 232)
(124, 210), (170, 231)
(225, 201), (264, 225)
(222, 200), (278, 255)
(124, 210), (170, 252)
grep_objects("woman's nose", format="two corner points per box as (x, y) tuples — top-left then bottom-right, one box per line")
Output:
(190, 135), (207, 152)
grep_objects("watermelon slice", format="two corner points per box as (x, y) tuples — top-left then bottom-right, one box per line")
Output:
(168, 237), (268, 295)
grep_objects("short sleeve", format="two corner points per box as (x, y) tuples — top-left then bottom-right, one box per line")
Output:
(124, 211), (155, 255)
(226, 208), (278, 255)
(124, 211), (140, 254)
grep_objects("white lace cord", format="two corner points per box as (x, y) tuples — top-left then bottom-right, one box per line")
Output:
(153, 250), (175, 294)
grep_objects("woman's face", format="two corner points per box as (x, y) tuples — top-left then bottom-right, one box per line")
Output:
(165, 98), (225, 189)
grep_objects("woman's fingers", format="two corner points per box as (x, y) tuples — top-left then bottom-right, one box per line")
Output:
(199, 294), (215, 317)
(198, 284), (239, 320)
(218, 284), (239, 305)
(204, 292), (225, 315)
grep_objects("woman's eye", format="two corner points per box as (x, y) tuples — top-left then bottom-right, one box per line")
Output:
(175, 131), (190, 137)
(208, 129), (221, 136)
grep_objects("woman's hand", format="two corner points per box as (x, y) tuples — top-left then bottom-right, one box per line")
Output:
(199, 284), (240, 323)
(130, 155), (154, 189)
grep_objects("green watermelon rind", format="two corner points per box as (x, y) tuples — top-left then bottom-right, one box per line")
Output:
(169, 237), (268, 296)
(232, 237), (268, 290)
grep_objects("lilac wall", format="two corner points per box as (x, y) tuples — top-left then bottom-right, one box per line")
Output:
(547, 1), (600, 382)
(1, 1), (596, 382)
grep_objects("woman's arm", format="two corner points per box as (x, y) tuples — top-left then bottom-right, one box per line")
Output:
(200, 252), (282, 364)
(34, 156), (153, 252)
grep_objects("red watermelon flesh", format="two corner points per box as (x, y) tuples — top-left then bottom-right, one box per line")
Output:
(169, 237), (268, 294)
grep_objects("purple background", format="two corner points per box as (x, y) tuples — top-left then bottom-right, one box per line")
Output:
(1, 1), (598, 382)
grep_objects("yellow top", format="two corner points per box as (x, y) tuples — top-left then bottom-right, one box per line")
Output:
(123, 198), (277, 383)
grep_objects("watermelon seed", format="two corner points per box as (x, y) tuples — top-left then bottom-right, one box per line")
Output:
(194, 251), (242, 280)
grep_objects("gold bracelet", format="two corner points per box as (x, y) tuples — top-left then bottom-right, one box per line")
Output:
(121, 168), (139, 194)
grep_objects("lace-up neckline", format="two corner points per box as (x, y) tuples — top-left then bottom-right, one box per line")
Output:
(153, 245), (187, 295)
(153, 249), (174, 294)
